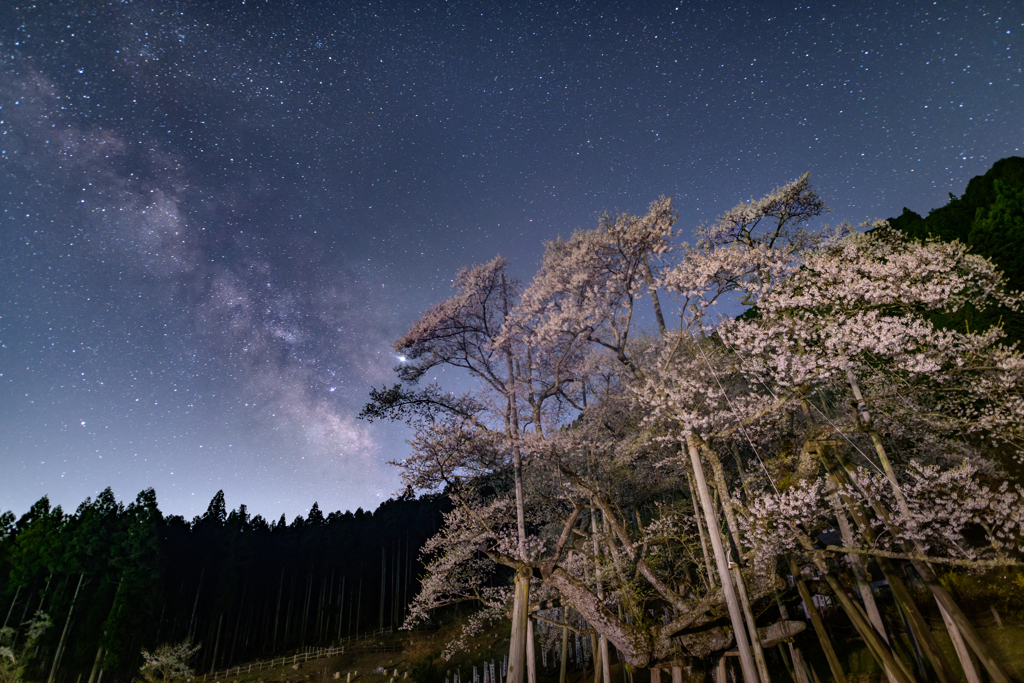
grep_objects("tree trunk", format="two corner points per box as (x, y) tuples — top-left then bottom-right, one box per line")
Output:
(210, 612), (224, 674)
(619, 607), (630, 683)
(833, 443), (1006, 683)
(324, 568), (334, 643)
(781, 643), (809, 683)
(230, 579), (248, 664)
(2, 585), (20, 630)
(274, 568), (284, 650)
(394, 541), (401, 628)
(338, 576), (346, 641)
(730, 562), (770, 683)
(828, 487), (898, 683)
(244, 593), (256, 652)
(795, 515), (915, 681)
(380, 546), (387, 632)
(189, 567), (205, 642)
(909, 567), (1005, 683)
(284, 575), (295, 644)
(502, 273), (530, 683)
(642, 255), (668, 338)
(316, 572), (326, 642)
(507, 569), (531, 683)
(714, 657), (726, 683)
(86, 647), (103, 683)
(404, 533), (411, 623)
(601, 636), (611, 683)
(589, 502), (609, 683)
(11, 588), (33, 649)
(303, 570), (313, 642)
(48, 573), (84, 683)
(356, 576), (362, 636)
(938, 605), (981, 683)
(878, 558), (958, 683)
(775, 590), (809, 683)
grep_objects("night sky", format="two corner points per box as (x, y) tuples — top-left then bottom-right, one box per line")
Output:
(1, 1), (1020, 520)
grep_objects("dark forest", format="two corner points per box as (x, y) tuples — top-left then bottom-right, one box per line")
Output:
(0, 489), (449, 683)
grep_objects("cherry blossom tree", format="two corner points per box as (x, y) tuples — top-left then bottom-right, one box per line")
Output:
(364, 256), (588, 683)
(136, 641), (201, 683)
(369, 175), (1024, 683)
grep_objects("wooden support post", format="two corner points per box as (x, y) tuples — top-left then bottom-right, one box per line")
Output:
(939, 605), (981, 683)
(559, 615), (569, 683)
(715, 657), (727, 683)
(527, 619), (537, 683)
(687, 436), (760, 683)
(789, 557), (847, 683)
(846, 371), (1009, 683)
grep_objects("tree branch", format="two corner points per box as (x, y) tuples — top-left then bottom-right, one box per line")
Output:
(821, 545), (1023, 569)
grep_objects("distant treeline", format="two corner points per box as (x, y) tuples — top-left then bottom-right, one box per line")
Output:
(0, 488), (450, 683)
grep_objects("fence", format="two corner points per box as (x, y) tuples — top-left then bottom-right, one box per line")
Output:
(197, 627), (401, 682)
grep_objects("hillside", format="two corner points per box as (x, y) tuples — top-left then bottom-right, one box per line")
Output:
(887, 156), (1024, 343)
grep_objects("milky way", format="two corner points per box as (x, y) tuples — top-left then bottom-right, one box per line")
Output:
(1, 1), (1021, 519)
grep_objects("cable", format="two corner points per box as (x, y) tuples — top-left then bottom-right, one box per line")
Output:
(712, 323), (887, 478)
(693, 338), (779, 494)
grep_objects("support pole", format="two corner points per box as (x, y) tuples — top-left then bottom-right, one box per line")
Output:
(788, 557), (846, 683)
(686, 436), (760, 683)
(559, 613), (569, 683)
(938, 606), (981, 683)
(526, 618), (537, 683)
(847, 370), (1002, 683)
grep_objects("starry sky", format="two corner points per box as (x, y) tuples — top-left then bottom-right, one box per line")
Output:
(1, 1), (1020, 520)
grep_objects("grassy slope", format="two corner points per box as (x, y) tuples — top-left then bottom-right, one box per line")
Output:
(205, 616), (1024, 683)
